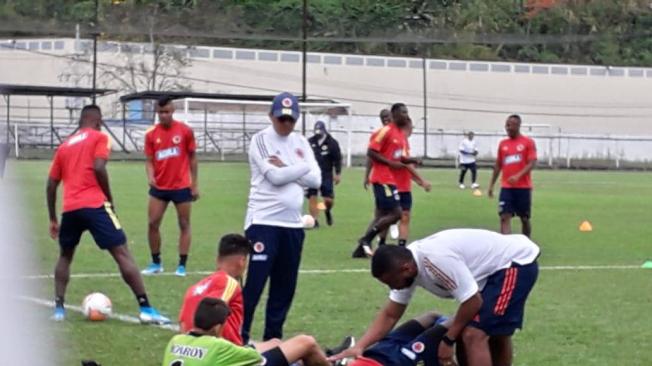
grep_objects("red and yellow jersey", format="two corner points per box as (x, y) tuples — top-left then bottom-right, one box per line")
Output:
(348, 356), (382, 366)
(497, 135), (537, 188)
(394, 139), (412, 192)
(368, 123), (406, 186)
(48, 128), (110, 212)
(144, 120), (196, 190)
(178, 271), (244, 345)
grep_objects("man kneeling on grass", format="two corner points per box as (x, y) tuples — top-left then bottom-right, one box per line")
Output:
(163, 297), (332, 366)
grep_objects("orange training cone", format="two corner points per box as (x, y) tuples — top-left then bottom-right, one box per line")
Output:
(579, 220), (593, 232)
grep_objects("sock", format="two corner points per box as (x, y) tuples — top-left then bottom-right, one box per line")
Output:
(398, 239), (407, 247)
(152, 253), (161, 265)
(55, 296), (64, 309)
(179, 254), (188, 267)
(136, 294), (151, 308)
(379, 237), (387, 246)
(363, 226), (380, 242)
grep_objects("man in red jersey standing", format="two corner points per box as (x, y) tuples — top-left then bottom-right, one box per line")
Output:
(142, 96), (199, 277)
(46, 105), (169, 324)
(488, 115), (537, 237)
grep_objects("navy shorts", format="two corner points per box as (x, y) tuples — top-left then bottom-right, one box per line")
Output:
(363, 320), (447, 366)
(372, 183), (400, 211)
(499, 188), (532, 218)
(59, 203), (126, 250)
(469, 261), (539, 336)
(261, 347), (289, 366)
(306, 178), (334, 198)
(149, 186), (192, 204)
(398, 192), (412, 211)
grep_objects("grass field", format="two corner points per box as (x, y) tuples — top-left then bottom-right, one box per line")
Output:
(8, 160), (652, 365)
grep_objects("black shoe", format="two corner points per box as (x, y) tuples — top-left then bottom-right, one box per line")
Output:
(325, 209), (333, 226)
(326, 335), (356, 357)
(352, 245), (366, 258)
(314, 220), (320, 229)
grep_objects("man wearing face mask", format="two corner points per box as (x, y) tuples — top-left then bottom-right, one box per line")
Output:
(242, 92), (321, 343)
(331, 229), (539, 366)
(307, 121), (342, 227)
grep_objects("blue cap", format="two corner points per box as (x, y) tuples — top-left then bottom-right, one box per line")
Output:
(314, 121), (326, 133)
(271, 92), (300, 121)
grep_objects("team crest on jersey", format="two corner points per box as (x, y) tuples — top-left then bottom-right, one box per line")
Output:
(281, 98), (293, 107)
(172, 135), (182, 144)
(517, 144), (525, 152)
(253, 242), (265, 253)
(321, 145), (328, 151)
(295, 148), (304, 159)
(411, 342), (425, 354)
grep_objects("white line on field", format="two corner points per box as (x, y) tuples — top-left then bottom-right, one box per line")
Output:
(17, 295), (180, 332)
(16, 264), (644, 280)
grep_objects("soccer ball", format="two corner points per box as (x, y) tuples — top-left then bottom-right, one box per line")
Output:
(302, 214), (316, 229)
(82, 292), (112, 321)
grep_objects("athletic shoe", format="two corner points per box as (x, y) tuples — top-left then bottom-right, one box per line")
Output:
(326, 335), (356, 357)
(389, 224), (399, 240)
(141, 263), (163, 275)
(175, 265), (187, 277)
(471, 183), (480, 189)
(139, 306), (171, 325)
(314, 220), (320, 229)
(325, 209), (333, 226)
(459, 184), (466, 189)
(357, 238), (374, 257)
(352, 245), (366, 258)
(52, 306), (65, 321)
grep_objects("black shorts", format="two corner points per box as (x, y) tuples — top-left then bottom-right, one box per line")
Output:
(398, 192), (412, 211)
(499, 188), (532, 218)
(261, 347), (289, 366)
(306, 178), (334, 198)
(469, 261), (539, 336)
(460, 162), (477, 170)
(149, 186), (193, 204)
(372, 183), (400, 211)
(59, 203), (126, 250)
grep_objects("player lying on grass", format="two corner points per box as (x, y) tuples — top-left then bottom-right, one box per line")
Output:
(163, 297), (332, 366)
(330, 312), (463, 366)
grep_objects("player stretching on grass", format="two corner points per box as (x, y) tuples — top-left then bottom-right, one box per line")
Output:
(487, 115), (537, 237)
(46, 105), (169, 324)
(142, 96), (199, 276)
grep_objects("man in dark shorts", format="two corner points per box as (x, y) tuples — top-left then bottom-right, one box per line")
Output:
(142, 96), (199, 276)
(488, 115), (537, 237)
(307, 121), (342, 227)
(46, 105), (169, 324)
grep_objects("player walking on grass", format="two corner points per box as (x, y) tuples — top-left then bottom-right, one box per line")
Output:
(142, 96), (199, 277)
(334, 229), (539, 366)
(458, 131), (479, 190)
(307, 121), (342, 227)
(242, 92), (321, 343)
(46, 105), (169, 324)
(163, 298), (332, 366)
(487, 115), (537, 237)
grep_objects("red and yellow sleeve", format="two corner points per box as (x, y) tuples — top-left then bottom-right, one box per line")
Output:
(368, 126), (390, 152)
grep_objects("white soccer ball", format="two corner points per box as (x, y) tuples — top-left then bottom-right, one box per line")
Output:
(82, 292), (112, 321)
(302, 214), (316, 229)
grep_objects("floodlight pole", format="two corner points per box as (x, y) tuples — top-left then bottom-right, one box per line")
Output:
(422, 55), (428, 158)
(301, 0), (308, 135)
(91, 0), (99, 105)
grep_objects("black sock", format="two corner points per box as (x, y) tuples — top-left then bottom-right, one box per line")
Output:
(398, 239), (407, 247)
(136, 294), (150, 308)
(55, 296), (64, 308)
(152, 253), (161, 265)
(379, 237), (387, 246)
(179, 254), (188, 267)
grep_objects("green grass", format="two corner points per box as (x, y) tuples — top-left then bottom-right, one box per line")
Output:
(8, 160), (652, 365)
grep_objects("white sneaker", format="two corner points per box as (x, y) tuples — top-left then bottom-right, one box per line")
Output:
(471, 183), (480, 189)
(389, 224), (399, 240)
(459, 184), (466, 189)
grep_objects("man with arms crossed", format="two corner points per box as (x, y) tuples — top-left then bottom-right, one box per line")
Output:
(47, 105), (169, 324)
(332, 229), (539, 366)
(142, 96), (199, 277)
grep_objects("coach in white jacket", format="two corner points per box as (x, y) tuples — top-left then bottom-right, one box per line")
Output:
(242, 92), (321, 343)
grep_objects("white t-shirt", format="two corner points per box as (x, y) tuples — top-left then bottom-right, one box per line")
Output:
(389, 229), (540, 304)
(458, 138), (477, 164)
(245, 126), (321, 229)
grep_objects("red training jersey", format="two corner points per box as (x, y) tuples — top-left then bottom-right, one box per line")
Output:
(394, 139), (412, 192)
(178, 271), (244, 345)
(144, 120), (196, 190)
(497, 134), (537, 189)
(348, 357), (382, 366)
(48, 128), (110, 212)
(368, 123), (406, 186)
